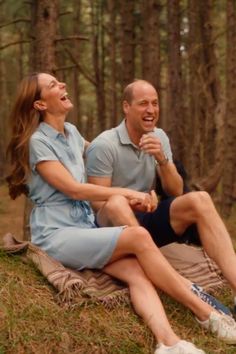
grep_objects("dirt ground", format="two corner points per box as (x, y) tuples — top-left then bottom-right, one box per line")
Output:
(0, 184), (24, 243)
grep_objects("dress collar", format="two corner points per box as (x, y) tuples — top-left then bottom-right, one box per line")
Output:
(38, 122), (70, 140)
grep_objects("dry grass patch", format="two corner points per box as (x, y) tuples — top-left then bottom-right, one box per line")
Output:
(1, 252), (236, 353)
(0, 184), (236, 353)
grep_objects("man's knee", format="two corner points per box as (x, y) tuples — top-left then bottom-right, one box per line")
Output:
(183, 191), (213, 216)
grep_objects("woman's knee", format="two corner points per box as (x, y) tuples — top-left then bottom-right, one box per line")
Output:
(103, 195), (130, 215)
(122, 226), (155, 253)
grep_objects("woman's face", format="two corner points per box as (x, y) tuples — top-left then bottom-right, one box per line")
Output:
(36, 73), (73, 115)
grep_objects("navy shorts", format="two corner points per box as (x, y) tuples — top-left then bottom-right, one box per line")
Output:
(135, 197), (201, 248)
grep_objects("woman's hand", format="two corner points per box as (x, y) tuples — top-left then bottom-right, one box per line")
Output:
(129, 190), (158, 213)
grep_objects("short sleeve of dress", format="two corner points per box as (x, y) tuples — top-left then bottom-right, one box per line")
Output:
(29, 136), (58, 172)
(86, 138), (114, 177)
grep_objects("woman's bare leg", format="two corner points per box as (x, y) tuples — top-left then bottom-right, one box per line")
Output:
(103, 256), (180, 346)
(108, 226), (214, 321)
(97, 195), (192, 288)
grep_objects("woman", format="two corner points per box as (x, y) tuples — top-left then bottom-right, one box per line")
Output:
(6, 73), (236, 354)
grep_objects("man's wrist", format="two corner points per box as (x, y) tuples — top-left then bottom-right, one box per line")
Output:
(156, 156), (169, 166)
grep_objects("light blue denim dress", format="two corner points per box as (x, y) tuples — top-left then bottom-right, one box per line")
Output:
(28, 122), (123, 270)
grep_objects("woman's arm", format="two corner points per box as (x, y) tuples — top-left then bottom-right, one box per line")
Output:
(36, 160), (155, 209)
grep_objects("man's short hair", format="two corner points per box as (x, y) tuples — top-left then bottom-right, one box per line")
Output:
(122, 79), (156, 104)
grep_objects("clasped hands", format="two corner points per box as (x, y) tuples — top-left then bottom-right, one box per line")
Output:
(129, 190), (158, 213)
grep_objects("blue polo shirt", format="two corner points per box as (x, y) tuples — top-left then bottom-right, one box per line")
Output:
(86, 119), (173, 192)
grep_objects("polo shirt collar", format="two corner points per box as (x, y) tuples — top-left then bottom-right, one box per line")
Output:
(38, 122), (69, 140)
(117, 119), (137, 147)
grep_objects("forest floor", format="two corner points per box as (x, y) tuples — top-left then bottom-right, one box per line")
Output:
(0, 183), (236, 354)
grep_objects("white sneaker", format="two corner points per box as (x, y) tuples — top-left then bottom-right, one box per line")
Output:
(154, 340), (206, 354)
(198, 312), (236, 344)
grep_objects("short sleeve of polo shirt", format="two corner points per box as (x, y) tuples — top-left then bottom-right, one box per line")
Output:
(29, 136), (58, 172)
(86, 138), (114, 177)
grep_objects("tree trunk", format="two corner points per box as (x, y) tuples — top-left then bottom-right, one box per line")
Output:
(187, 0), (223, 181)
(120, 0), (135, 88)
(23, 0), (59, 241)
(221, 0), (236, 216)
(71, 0), (82, 131)
(166, 0), (185, 162)
(90, 0), (106, 135)
(141, 0), (161, 92)
(30, 0), (59, 72)
(107, 0), (118, 127)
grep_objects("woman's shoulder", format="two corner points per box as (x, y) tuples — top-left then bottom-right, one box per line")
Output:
(64, 122), (76, 131)
(65, 122), (84, 139)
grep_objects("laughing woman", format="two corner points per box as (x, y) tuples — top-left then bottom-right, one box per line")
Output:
(6, 73), (236, 354)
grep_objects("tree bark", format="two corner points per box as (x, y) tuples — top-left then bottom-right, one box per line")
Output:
(90, 0), (106, 135)
(107, 0), (118, 127)
(120, 0), (135, 88)
(141, 0), (161, 92)
(30, 0), (59, 72)
(70, 0), (82, 131)
(187, 0), (223, 181)
(221, 0), (236, 216)
(23, 0), (59, 241)
(166, 0), (185, 162)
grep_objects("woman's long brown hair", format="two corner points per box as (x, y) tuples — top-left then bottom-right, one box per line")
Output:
(6, 73), (42, 199)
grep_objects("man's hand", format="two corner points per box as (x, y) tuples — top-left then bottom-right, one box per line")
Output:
(139, 134), (166, 163)
(129, 190), (158, 213)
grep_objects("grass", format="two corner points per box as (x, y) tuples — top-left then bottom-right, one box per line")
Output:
(0, 184), (236, 353)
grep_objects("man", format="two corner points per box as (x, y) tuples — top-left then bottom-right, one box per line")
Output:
(86, 79), (236, 310)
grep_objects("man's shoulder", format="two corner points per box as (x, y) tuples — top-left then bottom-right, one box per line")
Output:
(89, 128), (118, 149)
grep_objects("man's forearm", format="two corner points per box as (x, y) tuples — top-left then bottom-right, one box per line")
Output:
(157, 162), (183, 196)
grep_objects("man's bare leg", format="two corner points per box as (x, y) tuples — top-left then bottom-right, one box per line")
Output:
(170, 191), (236, 294)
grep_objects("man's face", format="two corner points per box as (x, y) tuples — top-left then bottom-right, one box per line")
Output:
(123, 82), (159, 135)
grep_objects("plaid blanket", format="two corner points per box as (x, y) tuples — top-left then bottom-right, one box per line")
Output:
(1, 233), (129, 307)
(1, 233), (227, 306)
